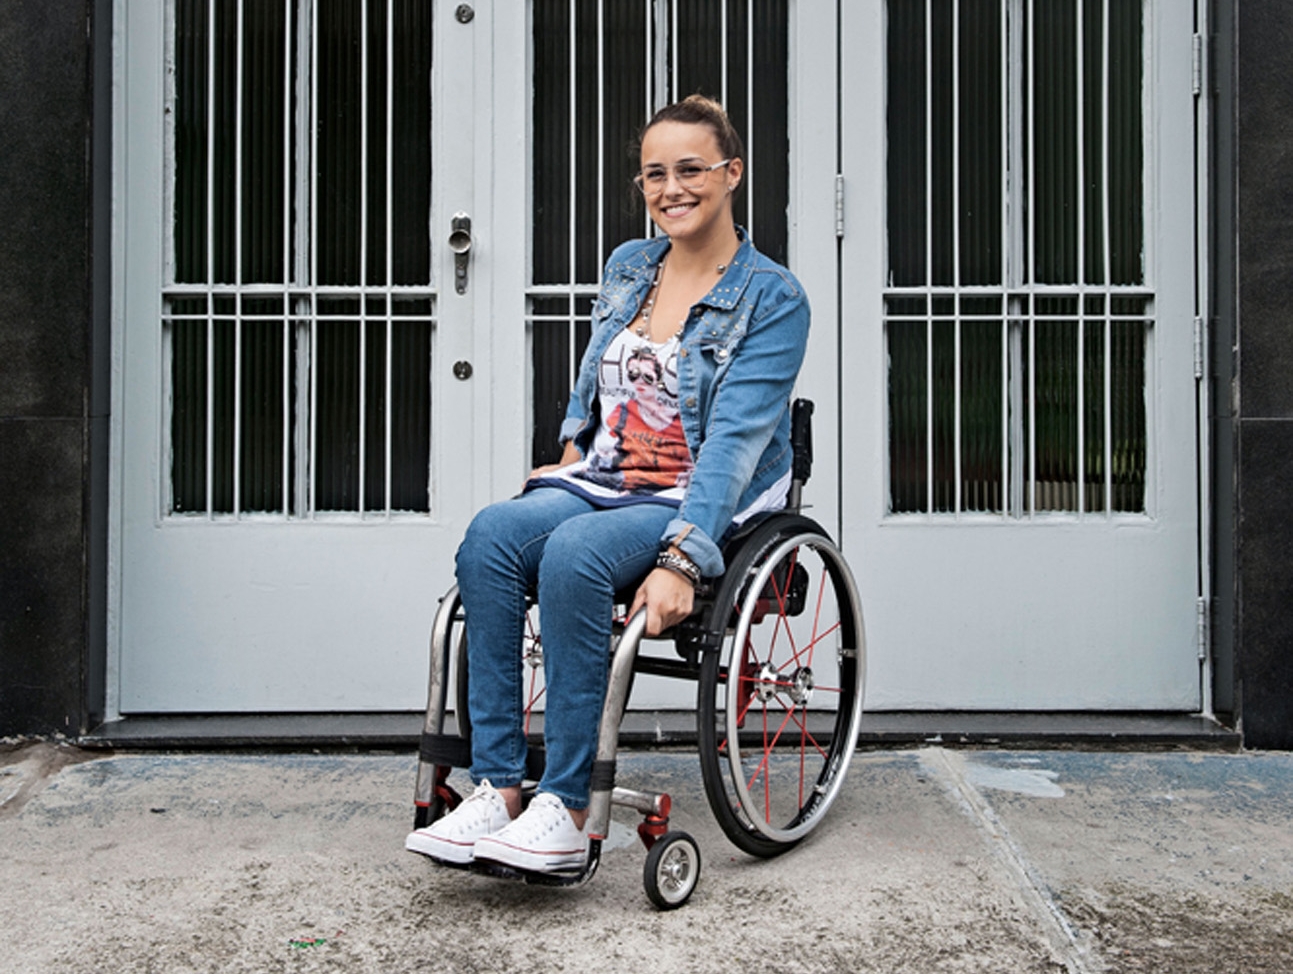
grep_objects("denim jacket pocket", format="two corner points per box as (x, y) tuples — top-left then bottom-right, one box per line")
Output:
(693, 307), (746, 362)
(590, 294), (620, 326)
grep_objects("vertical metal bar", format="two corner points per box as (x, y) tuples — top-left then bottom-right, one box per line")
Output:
(233, 0), (244, 518)
(309, 0), (319, 519)
(597, 0), (605, 274)
(385, 0), (394, 517)
(283, 311), (290, 517)
(671, 0), (678, 101)
(1001, 298), (1009, 515)
(1028, 304), (1036, 516)
(1101, 0), (1113, 515)
(568, 0), (578, 390)
(292, 0), (312, 518)
(205, 0), (217, 519)
(282, 0), (292, 516)
(1010, 301), (1024, 515)
(644, 0), (654, 238)
(952, 0), (962, 514)
(1003, 0), (1012, 286)
(358, 0), (369, 513)
(310, 311), (318, 519)
(1075, 0), (1086, 515)
(1026, 0), (1036, 515)
(1003, 0), (1013, 517)
(1007, 0), (1027, 515)
(745, 0), (755, 240)
(927, 314), (935, 515)
(925, 0), (933, 513)
(720, 0), (728, 108)
(310, 0), (319, 307)
(1076, 0), (1085, 289)
(1077, 308), (1086, 514)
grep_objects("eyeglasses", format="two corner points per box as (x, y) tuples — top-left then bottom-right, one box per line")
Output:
(634, 159), (731, 196)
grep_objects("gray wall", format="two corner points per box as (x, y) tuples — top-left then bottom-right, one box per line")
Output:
(1233, 0), (1293, 748)
(0, 0), (97, 736)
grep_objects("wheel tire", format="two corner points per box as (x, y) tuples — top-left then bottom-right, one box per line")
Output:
(643, 831), (701, 910)
(697, 515), (866, 858)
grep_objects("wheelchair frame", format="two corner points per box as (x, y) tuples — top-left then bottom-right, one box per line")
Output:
(412, 400), (867, 909)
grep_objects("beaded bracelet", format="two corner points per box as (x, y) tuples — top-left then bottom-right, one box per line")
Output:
(656, 549), (701, 588)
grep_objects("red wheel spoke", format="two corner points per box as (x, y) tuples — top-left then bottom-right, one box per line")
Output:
(807, 565), (830, 668)
(799, 706), (808, 808)
(773, 619), (841, 679)
(762, 705), (771, 821)
(523, 658), (545, 735)
(746, 701), (803, 799)
(786, 702), (831, 760)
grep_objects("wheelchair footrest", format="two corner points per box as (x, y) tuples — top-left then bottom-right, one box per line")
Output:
(468, 840), (603, 888)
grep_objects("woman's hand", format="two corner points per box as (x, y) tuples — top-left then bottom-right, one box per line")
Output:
(525, 462), (565, 482)
(630, 566), (696, 637)
(525, 441), (583, 487)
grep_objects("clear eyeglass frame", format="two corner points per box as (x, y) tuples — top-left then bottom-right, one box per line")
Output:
(634, 159), (731, 196)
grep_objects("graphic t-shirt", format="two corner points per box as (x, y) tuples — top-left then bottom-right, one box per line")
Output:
(540, 328), (693, 505)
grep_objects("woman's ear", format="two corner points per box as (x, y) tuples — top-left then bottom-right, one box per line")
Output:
(726, 157), (744, 193)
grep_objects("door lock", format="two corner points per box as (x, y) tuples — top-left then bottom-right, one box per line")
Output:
(449, 213), (472, 295)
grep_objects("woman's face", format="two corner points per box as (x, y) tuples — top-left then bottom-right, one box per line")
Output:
(638, 120), (743, 245)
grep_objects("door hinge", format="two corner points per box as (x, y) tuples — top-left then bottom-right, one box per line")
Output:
(1196, 597), (1210, 662)
(835, 174), (845, 239)
(1192, 33), (1204, 97)
(1193, 316), (1205, 379)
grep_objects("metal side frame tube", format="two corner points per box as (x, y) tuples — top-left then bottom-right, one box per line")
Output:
(414, 585), (461, 807)
(586, 608), (650, 840)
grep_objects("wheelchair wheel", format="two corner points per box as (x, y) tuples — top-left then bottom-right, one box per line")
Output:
(697, 515), (865, 858)
(643, 831), (701, 910)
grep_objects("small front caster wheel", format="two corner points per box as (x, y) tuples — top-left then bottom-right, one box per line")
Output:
(643, 831), (701, 910)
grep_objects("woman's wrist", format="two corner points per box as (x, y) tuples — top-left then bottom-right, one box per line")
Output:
(656, 548), (701, 588)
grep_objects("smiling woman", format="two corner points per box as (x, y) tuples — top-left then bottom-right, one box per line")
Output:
(404, 95), (813, 876)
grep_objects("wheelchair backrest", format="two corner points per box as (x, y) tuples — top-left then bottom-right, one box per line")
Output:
(786, 398), (813, 512)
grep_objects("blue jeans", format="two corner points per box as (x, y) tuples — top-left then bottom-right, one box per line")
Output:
(455, 487), (676, 810)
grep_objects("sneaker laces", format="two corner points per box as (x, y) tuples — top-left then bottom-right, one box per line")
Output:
(503, 792), (582, 843)
(439, 780), (507, 834)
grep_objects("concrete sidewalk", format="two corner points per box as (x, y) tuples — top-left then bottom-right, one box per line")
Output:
(2, 742), (1291, 973)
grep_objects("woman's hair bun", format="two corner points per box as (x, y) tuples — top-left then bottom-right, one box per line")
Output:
(639, 94), (745, 168)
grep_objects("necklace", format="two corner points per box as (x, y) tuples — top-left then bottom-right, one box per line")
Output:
(635, 256), (730, 342)
(634, 259), (683, 342)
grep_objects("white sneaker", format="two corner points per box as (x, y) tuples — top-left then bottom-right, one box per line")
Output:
(405, 780), (512, 864)
(473, 792), (590, 873)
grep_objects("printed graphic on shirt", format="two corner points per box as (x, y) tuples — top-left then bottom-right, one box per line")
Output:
(576, 329), (693, 493)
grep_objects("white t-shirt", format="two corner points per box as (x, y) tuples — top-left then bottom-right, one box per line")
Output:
(531, 326), (792, 522)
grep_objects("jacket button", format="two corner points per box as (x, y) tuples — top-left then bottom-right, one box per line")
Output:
(717, 348), (729, 360)
(678, 348), (688, 358)
(685, 396), (697, 408)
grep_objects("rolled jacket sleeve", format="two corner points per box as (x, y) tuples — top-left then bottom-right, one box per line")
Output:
(663, 286), (811, 577)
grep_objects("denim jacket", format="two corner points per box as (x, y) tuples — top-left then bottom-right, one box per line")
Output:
(558, 230), (810, 576)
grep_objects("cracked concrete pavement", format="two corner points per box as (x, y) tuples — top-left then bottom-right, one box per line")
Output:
(2, 742), (1291, 973)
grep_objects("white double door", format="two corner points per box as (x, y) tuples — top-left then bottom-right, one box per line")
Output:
(113, 1), (1201, 716)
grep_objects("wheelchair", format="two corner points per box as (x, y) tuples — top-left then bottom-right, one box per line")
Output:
(412, 400), (866, 909)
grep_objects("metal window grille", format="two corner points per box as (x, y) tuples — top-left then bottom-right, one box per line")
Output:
(885, 0), (1149, 517)
(165, 0), (434, 519)
(529, 0), (790, 467)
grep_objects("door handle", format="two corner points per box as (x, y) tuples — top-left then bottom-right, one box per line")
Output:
(449, 213), (472, 294)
